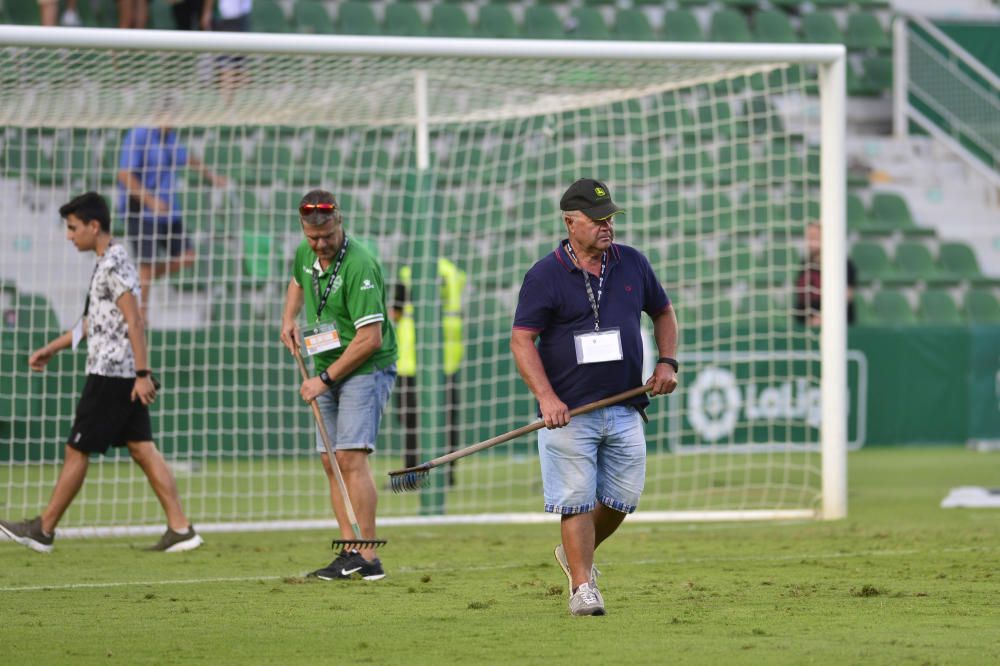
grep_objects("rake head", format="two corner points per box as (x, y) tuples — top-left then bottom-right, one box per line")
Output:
(332, 538), (387, 550)
(387, 464), (432, 493)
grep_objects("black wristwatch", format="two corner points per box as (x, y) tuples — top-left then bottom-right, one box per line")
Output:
(656, 357), (679, 372)
(319, 370), (336, 388)
(136, 369), (152, 378)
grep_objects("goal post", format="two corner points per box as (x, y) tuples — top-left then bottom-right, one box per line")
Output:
(0, 26), (847, 535)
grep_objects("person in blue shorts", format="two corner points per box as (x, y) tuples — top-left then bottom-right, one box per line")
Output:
(117, 124), (228, 323)
(511, 178), (679, 616)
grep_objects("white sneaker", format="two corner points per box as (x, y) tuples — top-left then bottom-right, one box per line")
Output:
(60, 9), (81, 27)
(553, 544), (600, 597)
(568, 582), (606, 616)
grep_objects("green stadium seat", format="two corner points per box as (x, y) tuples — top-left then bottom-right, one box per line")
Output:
(894, 241), (955, 285)
(615, 9), (655, 41)
(696, 100), (735, 139)
(717, 143), (752, 187)
(717, 240), (756, 279)
(918, 289), (964, 324)
(522, 6), (564, 40)
(861, 56), (893, 93)
(248, 143), (293, 186)
(477, 4), (518, 39)
(869, 192), (918, 233)
(384, 4), (427, 37)
(771, 0), (807, 10)
(753, 10), (798, 44)
(870, 290), (917, 325)
(853, 0), (893, 10)
(665, 240), (704, 286)
(755, 239), (802, 286)
(853, 294), (874, 325)
(429, 5), (473, 38)
(844, 12), (890, 51)
(718, 0), (759, 9)
(847, 193), (871, 231)
(5, 1), (41, 24)
(338, 2), (379, 35)
(964, 290), (1000, 324)
(812, 0), (850, 7)
(293, 0), (334, 34)
(709, 10), (752, 43)
(251, 0), (290, 33)
(850, 241), (895, 283)
(12, 291), (61, 334)
(802, 12), (844, 44)
(662, 10), (704, 42)
(569, 8), (611, 40)
(938, 242), (983, 280)
(583, 0), (617, 5)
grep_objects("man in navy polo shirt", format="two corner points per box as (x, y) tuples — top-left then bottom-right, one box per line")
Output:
(511, 178), (678, 616)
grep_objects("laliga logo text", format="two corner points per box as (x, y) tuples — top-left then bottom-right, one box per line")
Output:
(686, 366), (822, 442)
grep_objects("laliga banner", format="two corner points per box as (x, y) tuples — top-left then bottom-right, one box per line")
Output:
(663, 351), (867, 451)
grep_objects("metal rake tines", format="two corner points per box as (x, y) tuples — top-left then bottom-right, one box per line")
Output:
(387, 465), (432, 493)
(332, 539), (387, 550)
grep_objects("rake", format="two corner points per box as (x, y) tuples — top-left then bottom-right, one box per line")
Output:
(293, 346), (386, 551)
(389, 385), (652, 493)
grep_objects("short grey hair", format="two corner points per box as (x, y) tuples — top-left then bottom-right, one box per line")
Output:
(299, 189), (343, 227)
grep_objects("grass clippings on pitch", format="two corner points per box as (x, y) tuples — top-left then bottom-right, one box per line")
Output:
(1, 447), (999, 665)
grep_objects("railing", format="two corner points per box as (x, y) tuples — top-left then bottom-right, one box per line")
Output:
(893, 15), (1000, 188)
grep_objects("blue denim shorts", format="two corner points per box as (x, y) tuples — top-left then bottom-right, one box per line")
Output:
(313, 363), (396, 453)
(537, 405), (646, 515)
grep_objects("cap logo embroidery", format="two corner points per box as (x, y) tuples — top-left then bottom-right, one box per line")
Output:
(594, 186), (607, 197)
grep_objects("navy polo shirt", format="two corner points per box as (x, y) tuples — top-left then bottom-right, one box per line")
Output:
(513, 240), (671, 412)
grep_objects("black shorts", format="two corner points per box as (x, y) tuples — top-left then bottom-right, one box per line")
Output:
(68, 375), (153, 454)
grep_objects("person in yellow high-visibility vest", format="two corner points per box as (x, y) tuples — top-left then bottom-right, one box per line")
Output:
(389, 258), (465, 485)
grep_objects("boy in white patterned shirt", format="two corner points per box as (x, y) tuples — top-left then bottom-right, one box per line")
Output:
(0, 192), (202, 554)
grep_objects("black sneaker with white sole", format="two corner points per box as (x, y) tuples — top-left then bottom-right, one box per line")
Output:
(0, 516), (54, 554)
(356, 557), (385, 581)
(309, 549), (365, 580)
(309, 550), (385, 581)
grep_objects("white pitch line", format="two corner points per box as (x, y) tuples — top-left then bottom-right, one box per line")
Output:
(0, 575), (283, 592)
(2, 544), (995, 593)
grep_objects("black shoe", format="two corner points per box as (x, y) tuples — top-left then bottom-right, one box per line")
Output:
(308, 549), (365, 580)
(356, 557), (385, 581)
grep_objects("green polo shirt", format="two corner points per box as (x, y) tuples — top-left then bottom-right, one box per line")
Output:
(291, 235), (397, 377)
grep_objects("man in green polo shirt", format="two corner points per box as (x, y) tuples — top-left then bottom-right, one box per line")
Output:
(280, 189), (398, 582)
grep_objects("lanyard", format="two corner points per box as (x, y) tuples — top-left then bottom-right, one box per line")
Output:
(311, 236), (349, 319)
(564, 241), (608, 331)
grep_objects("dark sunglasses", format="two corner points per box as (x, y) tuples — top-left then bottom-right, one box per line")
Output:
(299, 202), (337, 216)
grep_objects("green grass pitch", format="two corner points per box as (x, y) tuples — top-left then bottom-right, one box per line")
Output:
(1, 446), (998, 665)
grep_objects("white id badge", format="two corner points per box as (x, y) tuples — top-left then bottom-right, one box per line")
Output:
(71, 318), (85, 350)
(574, 327), (623, 365)
(301, 322), (341, 356)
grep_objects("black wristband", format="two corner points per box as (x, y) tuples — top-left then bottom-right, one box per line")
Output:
(136, 369), (152, 378)
(656, 357), (679, 372)
(319, 370), (336, 388)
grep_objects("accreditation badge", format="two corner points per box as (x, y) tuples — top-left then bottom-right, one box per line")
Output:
(574, 327), (623, 365)
(301, 322), (341, 356)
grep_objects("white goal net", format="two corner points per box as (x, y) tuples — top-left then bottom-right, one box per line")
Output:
(0, 29), (846, 535)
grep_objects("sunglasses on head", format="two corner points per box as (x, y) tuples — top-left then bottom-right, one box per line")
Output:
(299, 202), (337, 216)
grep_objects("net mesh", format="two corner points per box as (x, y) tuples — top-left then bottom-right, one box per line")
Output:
(0, 38), (826, 530)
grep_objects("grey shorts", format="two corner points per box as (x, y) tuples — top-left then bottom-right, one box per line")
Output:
(313, 364), (396, 453)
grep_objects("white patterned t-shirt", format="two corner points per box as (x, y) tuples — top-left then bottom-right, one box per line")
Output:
(85, 243), (141, 377)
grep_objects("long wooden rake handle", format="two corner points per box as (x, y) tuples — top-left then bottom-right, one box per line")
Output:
(390, 385), (652, 480)
(293, 346), (376, 547)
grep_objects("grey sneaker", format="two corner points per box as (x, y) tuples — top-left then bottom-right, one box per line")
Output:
(554, 544), (600, 597)
(0, 516), (54, 554)
(568, 582), (606, 616)
(147, 526), (204, 552)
